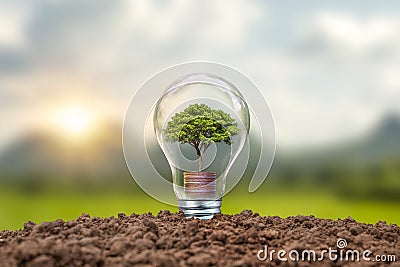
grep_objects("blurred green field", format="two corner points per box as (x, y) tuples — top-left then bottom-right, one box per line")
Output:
(1, 187), (399, 230)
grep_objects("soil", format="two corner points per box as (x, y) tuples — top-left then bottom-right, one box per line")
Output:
(0, 210), (399, 267)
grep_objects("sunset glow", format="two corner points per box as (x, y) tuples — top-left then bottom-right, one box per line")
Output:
(53, 106), (94, 138)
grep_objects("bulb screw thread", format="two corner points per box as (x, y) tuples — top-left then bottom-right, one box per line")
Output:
(178, 199), (221, 220)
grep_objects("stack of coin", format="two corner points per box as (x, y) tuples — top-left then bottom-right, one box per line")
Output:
(184, 172), (216, 198)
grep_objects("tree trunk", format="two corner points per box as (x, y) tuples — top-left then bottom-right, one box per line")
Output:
(194, 145), (202, 172)
(198, 154), (202, 172)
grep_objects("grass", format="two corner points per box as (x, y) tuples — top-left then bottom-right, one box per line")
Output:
(224, 189), (400, 225)
(0, 187), (399, 230)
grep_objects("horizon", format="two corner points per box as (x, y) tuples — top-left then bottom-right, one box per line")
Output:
(0, 110), (399, 156)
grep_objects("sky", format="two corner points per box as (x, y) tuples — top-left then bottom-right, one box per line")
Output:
(0, 0), (399, 150)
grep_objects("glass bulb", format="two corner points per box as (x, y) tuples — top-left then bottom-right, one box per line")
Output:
(153, 73), (250, 219)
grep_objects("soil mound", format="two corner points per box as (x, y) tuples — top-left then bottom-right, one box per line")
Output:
(0, 211), (399, 266)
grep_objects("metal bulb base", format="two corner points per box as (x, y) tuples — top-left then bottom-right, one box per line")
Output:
(178, 199), (221, 220)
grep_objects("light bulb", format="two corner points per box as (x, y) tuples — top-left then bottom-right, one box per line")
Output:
(153, 73), (250, 219)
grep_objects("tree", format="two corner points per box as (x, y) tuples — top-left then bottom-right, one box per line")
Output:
(163, 104), (239, 171)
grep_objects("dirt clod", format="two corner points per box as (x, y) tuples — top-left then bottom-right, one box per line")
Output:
(350, 225), (364, 235)
(0, 212), (399, 266)
(27, 255), (55, 267)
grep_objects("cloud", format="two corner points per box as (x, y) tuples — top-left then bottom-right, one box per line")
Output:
(0, 1), (31, 48)
(318, 12), (397, 48)
(259, 10), (400, 146)
(298, 11), (400, 59)
(5, 0), (265, 86)
(123, 0), (263, 47)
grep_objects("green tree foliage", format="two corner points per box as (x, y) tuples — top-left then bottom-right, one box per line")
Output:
(163, 104), (239, 171)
